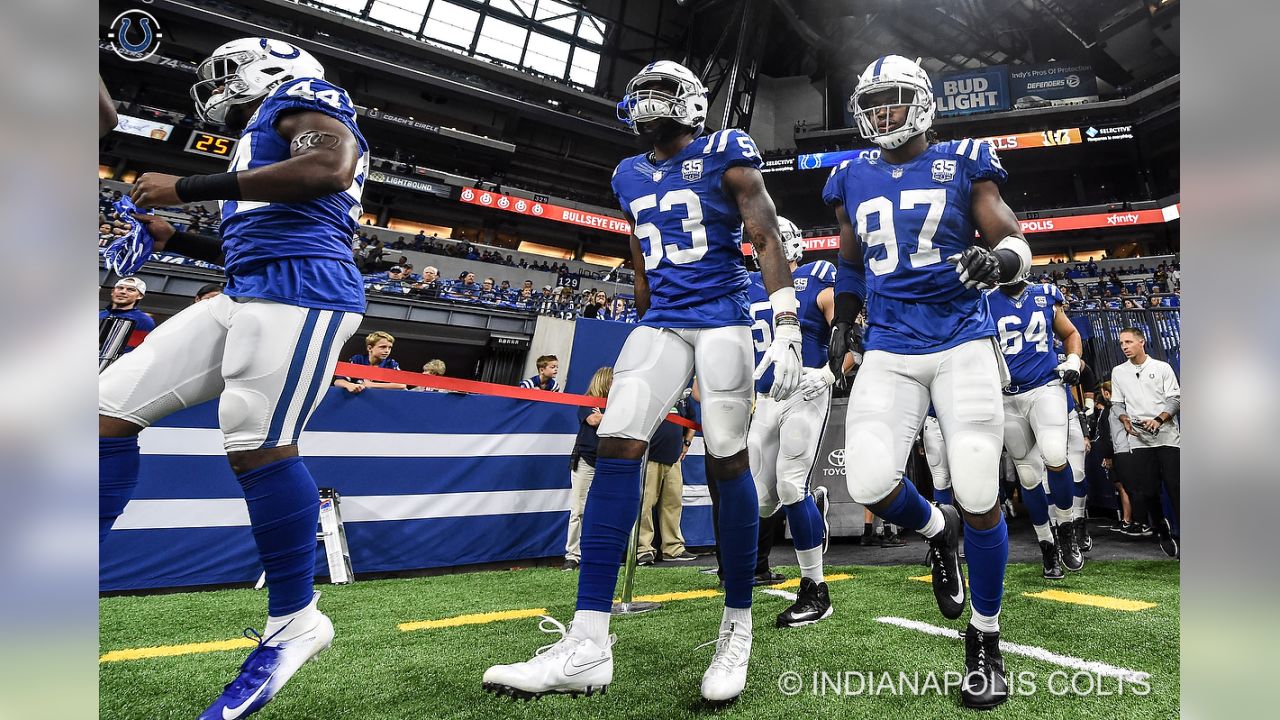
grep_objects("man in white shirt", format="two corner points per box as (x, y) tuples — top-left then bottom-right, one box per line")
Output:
(1109, 327), (1180, 557)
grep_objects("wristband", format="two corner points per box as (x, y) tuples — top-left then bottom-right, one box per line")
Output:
(769, 286), (799, 317)
(993, 235), (1031, 283)
(166, 230), (225, 264)
(835, 254), (867, 303)
(175, 172), (243, 203)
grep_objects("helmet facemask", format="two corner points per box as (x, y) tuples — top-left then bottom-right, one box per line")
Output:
(617, 63), (707, 140)
(852, 81), (933, 150)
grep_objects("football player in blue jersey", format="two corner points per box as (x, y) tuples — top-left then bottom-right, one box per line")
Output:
(745, 217), (848, 628)
(98, 38), (369, 720)
(1056, 340), (1094, 552)
(822, 55), (1033, 709)
(483, 60), (803, 705)
(987, 280), (1087, 578)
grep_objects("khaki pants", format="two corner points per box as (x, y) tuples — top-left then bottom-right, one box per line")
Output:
(638, 460), (687, 558)
(564, 460), (596, 561)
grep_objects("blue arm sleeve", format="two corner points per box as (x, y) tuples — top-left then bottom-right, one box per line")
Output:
(835, 253), (866, 302)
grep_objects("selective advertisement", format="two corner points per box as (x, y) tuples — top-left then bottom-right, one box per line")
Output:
(1083, 125), (1135, 143)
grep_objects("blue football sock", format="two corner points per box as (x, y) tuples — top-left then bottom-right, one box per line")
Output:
(1047, 465), (1075, 511)
(717, 468), (759, 608)
(576, 457), (643, 613)
(964, 516), (1009, 619)
(236, 457), (321, 617)
(99, 436), (141, 543)
(783, 495), (824, 553)
(935, 487), (953, 507)
(1021, 481), (1051, 527)
(879, 479), (933, 531)
(1073, 476), (1088, 498)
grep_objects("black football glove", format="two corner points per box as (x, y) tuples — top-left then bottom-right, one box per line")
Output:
(947, 246), (1004, 289)
(828, 321), (864, 391)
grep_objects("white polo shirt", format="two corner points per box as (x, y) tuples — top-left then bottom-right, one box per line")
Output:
(1110, 356), (1180, 448)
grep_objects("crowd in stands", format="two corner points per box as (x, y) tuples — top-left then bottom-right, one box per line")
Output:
(1031, 257), (1181, 311)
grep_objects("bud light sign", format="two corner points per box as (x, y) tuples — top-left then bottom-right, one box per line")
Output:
(933, 66), (1010, 117)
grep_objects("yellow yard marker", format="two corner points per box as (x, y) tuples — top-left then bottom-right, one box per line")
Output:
(399, 607), (549, 632)
(100, 636), (256, 663)
(766, 572), (852, 590)
(105, 574), (860, 662)
(1023, 589), (1156, 612)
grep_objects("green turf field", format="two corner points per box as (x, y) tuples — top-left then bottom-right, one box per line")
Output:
(99, 560), (1178, 719)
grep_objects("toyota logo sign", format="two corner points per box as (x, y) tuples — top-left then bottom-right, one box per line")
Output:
(827, 449), (845, 467)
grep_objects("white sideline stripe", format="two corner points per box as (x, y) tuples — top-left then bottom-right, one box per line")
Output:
(138, 428), (709, 458)
(875, 617), (1150, 682)
(112, 485), (716, 530)
(761, 588), (797, 601)
(113, 489), (572, 530)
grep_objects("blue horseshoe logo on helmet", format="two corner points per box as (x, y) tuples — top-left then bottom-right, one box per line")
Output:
(116, 17), (154, 55)
(260, 39), (301, 59)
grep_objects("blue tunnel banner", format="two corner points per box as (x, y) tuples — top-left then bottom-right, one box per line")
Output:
(100, 388), (713, 591)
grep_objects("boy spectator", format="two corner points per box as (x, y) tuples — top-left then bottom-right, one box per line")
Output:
(100, 277), (156, 334)
(334, 331), (408, 392)
(411, 359), (448, 392)
(194, 283), (223, 302)
(520, 355), (560, 391)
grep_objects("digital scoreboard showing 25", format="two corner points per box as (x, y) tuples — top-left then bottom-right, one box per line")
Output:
(184, 131), (237, 159)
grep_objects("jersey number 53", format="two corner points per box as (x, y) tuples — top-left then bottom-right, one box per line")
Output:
(629, 189), (709, 270)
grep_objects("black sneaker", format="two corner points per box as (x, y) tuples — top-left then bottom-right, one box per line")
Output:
(926, 504), (966, 619)
(753, 570), (785, 586)
(562, 558), (579, 571)
(1056, 523), (1084, 571)
(1074, 517), (1093, 553)
(637, 552), (655, 566)
(813, 486), (830, 555)
(962, 624), (1009, 710)
(1039, 540), (1064, 580)
(860, 525), (878, 547)
(880, 530), (906, 548)
(1126, 523), (1154, 538)
(663, 551), (698, 562)
(775, 577), (833, 628)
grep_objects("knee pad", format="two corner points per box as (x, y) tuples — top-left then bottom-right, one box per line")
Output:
(701, 394), (750, 457)
(1014, 457), (1046, 490)
(596, 375), (652, 441)
(845, 425), (901, 505)
(948, 430), (1002, 514)
(219, 386), (273, 450)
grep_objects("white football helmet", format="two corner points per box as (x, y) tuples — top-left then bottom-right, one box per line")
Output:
(778, 216), (804, 264)
(616, 60), (708, 135)
(849, 55), (935, 150)
(190, 38), (326, 125)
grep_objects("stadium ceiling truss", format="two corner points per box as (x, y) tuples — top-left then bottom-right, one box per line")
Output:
(307, 0), (612, 91)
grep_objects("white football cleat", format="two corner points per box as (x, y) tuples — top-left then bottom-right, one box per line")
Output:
(482, 616), (614, 700)
(197, 601), (334, 720)
(699, 619), (752, 704)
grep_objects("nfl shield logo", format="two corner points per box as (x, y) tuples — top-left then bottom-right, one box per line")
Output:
(932, 159), (957, 183)
(890, 167), (905, 179)
(652, 171), (664, 182)
(1035, 296), (1047, 307)
(681, 159), (703, 182)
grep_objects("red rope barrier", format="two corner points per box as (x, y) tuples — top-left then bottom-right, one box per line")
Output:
(334, 361), (701, 431)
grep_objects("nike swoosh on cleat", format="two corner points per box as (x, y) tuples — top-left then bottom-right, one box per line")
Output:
(222, 674), (274, 720)
(563, 656), (608, 677)
(949, 587), (964, 604)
